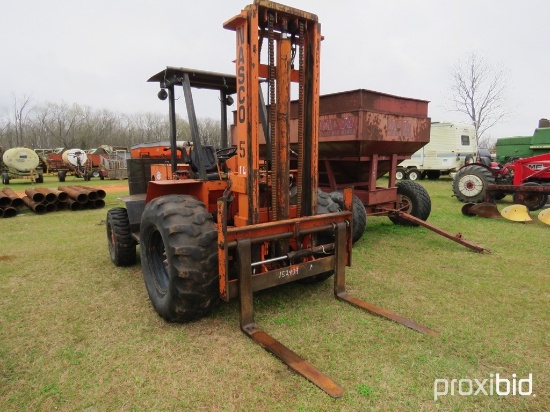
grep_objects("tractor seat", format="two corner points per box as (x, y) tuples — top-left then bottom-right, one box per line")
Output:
(190, 145), (219, 176)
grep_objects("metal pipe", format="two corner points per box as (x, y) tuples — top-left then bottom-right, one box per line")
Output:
(45, 188), (69, 202)
(3, 206), (17, 218)
(56, 201), (68, 211)
(33, 187), (57, 204)
(24, 188), (45, 203)
(1, 188), (24, 208)
(0, 192), (11, 208)
(58, 186), (88, 204)
(22, 196), (46, 214)
(66, 198), (83, 211)
(71, 186), (98, 201)
(76, 185), (105, 200)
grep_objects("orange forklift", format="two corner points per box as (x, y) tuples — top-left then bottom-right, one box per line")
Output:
(107, 0), (436, 397)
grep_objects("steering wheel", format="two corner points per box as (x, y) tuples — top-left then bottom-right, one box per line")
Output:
(216, 146), (237, 162)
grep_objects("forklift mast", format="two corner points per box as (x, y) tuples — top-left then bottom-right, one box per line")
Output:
(224, 0), (321, 227)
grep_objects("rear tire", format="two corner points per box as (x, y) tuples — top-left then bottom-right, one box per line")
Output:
(329, 191), (367, 243)
(407, 168), (421, 181)
(452, 164), (495, 203)
(396, 167), (406, 181)
(426, 170), (441, 180)
(106, 208), (137, 266)
(389, 181), (431, 226)
(140, 195), (219, 322)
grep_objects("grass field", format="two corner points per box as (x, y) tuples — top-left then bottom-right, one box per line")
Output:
(1, 175), (548, 411)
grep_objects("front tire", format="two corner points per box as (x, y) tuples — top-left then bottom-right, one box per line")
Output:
(452, 164), (495, 203)
(140, 195), (219, 322)
(107, 208), (137, 266)
(389, 181), (431, 226)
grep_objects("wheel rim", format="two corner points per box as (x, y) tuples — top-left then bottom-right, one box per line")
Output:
(409, 172), (418, 181)
(399, 195), (413, 213)
(149, 230), (169, 293)
(458, 175), (484, 197)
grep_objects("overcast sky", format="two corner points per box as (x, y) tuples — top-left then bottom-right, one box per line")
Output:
(1, 0), (548, 142)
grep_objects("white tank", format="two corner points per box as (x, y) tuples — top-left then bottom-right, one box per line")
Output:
(62, 149), (88, 167)
(2, 148), (40, 172)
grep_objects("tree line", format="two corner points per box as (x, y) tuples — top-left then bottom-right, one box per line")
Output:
(0, 96), (225, 151)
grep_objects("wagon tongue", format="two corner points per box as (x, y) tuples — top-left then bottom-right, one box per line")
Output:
(462, 202), (502, 218)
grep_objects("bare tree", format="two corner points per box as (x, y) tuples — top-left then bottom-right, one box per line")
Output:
(11, 93), (33, 147)
(448, 52), (511, 147)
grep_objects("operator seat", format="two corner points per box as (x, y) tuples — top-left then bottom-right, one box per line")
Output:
(190, 145), (219, 178)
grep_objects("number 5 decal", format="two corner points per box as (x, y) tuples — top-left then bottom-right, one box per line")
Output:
(239, 141), (245, 158)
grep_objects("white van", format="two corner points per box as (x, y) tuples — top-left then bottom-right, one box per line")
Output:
(397, 122), (477, 180)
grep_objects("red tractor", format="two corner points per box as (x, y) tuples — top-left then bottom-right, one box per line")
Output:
(453, 152), (550, 211)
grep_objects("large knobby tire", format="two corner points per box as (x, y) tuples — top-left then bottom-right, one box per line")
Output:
(389, 181), (431, 227)
(299, 190), (341, 284)
(513, 182), (548, 211)
(140, 195), (219, 322)
(106, 207), (137, 266)
(453, 164), (495, 203)
(329, 191), (367, 243)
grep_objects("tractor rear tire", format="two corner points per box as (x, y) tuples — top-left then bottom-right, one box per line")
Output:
(513, 182), (548, 211)
(452, 164), (495, 203)
(329, 191), (367, 243)
(389, 181), (431, 227)
(140, 194), (219, 322)
(106, 207), (137, 266)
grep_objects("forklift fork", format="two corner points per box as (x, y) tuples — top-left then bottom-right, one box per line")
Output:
(233, 213), (438, 398)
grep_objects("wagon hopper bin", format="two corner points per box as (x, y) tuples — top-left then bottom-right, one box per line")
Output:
(107, 0), (442, 397)
(231, 89), (486, 250)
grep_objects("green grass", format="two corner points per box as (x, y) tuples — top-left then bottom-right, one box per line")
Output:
(1, 176), (548, 411)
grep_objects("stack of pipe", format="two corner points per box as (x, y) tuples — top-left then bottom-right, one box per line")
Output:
(59, 185), (106, 210)
(1, 185), (106, 216)
(1, 188), (24, 218)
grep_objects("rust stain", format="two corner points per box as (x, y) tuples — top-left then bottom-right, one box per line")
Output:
(0, 255), (16, 261)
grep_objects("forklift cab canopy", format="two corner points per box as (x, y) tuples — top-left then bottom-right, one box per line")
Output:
(147, 66), (236, 94)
